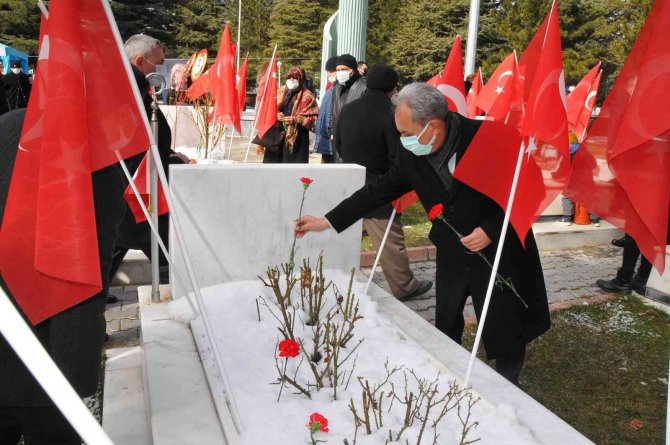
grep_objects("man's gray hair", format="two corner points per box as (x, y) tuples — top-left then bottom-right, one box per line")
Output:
(396, 82), (448, 124)
(124, 34), (161, 61)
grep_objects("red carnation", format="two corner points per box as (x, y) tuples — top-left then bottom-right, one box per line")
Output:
(300, 177), (314, 187)
(307, 412), (329, 433)
(428, 203), (444, 221)
(278, 338), (300, 358)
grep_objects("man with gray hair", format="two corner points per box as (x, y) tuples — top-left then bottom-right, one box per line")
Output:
(296, 82), (550, 386)
(125, 34), (164, 75)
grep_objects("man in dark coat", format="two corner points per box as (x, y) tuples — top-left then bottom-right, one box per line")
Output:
(3, 61), (31, 110)
(110, 34), (188, 284)
(0, 109), (127, 443)
(329, 54), (367, 161)
(335, 64), (432, 301)
(296, 83), (550, 384)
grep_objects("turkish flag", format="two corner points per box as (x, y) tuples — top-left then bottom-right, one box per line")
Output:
(453, 1), (568, 245)
(428, 35), (467, 115)
(565, 0), (670, 272)
(255, 50), (278, 139)
(0, 0), (149, 324)
(186, 69), (210, 100)
(237, 53), (248, 112)
(566, 62), (601, 131)
(124, 153), (169, 223)
(210, 25), (241, 134)
(573, 70), (601, 143)
(453, 121), (545, 245)
(476, 52), (519, 122)
(466, 69), (483, 118)
(392, 191), (419, 214)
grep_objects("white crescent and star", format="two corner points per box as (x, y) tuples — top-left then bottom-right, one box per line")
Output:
(584, 91), (597, 112)
(437, 84), (467, 115)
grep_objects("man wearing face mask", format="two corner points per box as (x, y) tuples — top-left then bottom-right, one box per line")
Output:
(3, 61), (31, 110)
(334, 64), (432, 301)
(329, 54), (367, 161)
(296, 83), (550, 386)
(314, 56), (339, 163)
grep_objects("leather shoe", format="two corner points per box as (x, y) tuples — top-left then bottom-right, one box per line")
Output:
(596, 277), (631, 293)
(400, 280), (433, 301)
(611, 237), (625, 248)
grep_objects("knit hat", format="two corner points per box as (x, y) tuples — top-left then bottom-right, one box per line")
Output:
(336, 54), (357, 71)
(365, 64), (398, 93)
(325, 56), (338, 72)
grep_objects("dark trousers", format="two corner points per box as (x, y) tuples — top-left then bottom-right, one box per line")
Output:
(0, 405), (80, 445)
(435, 255), (526, 385)
(617, 234), (652, 283)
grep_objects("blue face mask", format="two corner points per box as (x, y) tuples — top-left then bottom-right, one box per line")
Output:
(400, 122), (435, 156)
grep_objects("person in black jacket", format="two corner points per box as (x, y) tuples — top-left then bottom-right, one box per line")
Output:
(110, 34), (189, 285)
(335, 64), (431, 301)
(329, 54), (367, 162)
(3, 61), (31, 110)
(0, 109), (126, 444)
(296, 83), (550, 385)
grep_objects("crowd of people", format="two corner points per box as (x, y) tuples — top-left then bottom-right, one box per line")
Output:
(0, 34), (662, 444)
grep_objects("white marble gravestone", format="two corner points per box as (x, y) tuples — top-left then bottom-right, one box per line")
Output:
(168, 164), (366, 299)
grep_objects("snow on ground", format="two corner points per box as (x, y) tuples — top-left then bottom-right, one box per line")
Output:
(168, 270), (539, 445)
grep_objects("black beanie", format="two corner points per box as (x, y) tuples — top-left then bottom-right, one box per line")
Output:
(325, 56), (338, 72)
(365, 64), (399, 93)
(336, 54), (357, 71)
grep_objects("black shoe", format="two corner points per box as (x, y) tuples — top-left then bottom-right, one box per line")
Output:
(106, 295), (119, 304)
(400, 280), (433, 301)
(611, 236), (625, 248)
(596, 277), (631, 293)
(632, 274), (648, 295)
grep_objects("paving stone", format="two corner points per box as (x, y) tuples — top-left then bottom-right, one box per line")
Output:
(120, 318), (141, 331)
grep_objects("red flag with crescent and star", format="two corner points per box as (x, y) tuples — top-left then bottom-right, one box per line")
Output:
(210, 24), (241, 134)
(476, 52), (519, 122)
(255, 50), (279, 139)
(427, 35), (467, 116)
(566, 62), (601, 133)
(123, 153), (169, 223)
(0, 0), (150, 324)
(237, 53), (248, 113)
(466, 69), (483, 118)
(565, 0), (670, 273)
(573, 69), (601, 143)
(453, 0), (567, 245)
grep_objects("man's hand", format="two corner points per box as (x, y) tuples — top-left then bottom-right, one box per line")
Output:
(170, 152), (191, 163)
(295, 215), (331, 238)
(460, 227), (492, 252)
(256, 145), (265, 155)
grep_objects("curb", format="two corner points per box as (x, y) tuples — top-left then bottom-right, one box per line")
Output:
(360, 245), (436, 268)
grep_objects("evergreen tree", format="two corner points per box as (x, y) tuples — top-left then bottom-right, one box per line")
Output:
(226, 0), (274, 84)
(388, 0), (470, 83)
(0, 0), (41, 56)
(268, 0), (337, 84)
(366, 0), (403, 65)
(170, 0), (227, 58)
(109, 0), (176, 53)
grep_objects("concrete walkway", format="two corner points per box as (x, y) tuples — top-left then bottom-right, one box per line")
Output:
(105, 245), (623, 349)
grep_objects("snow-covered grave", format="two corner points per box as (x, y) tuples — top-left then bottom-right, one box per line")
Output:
(103, 165), (593, 445)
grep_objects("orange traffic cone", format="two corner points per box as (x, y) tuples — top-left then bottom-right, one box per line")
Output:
(574, 202), (591, 225)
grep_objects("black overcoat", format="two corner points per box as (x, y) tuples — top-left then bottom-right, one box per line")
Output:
(326, 112), (550, 359)
(335, 89), (401, 218)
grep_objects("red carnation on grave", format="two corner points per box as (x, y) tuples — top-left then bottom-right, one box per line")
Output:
(307, 412), (329, 433)
(278, 338), (300, 358)
(300, 177), (313, 189)
(428, 203), (444, 221)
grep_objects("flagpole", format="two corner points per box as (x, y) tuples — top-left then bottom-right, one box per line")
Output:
(102, 0), (244, 435)
(244, 45), (277, 163)
(464, 0), (481, 76)
(463, 141), (526, 387)
(36, 0), (48, 18)
(364, 209), (396, 295)
(236, 0), (242, 71)
(0, 288), (113, 445)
